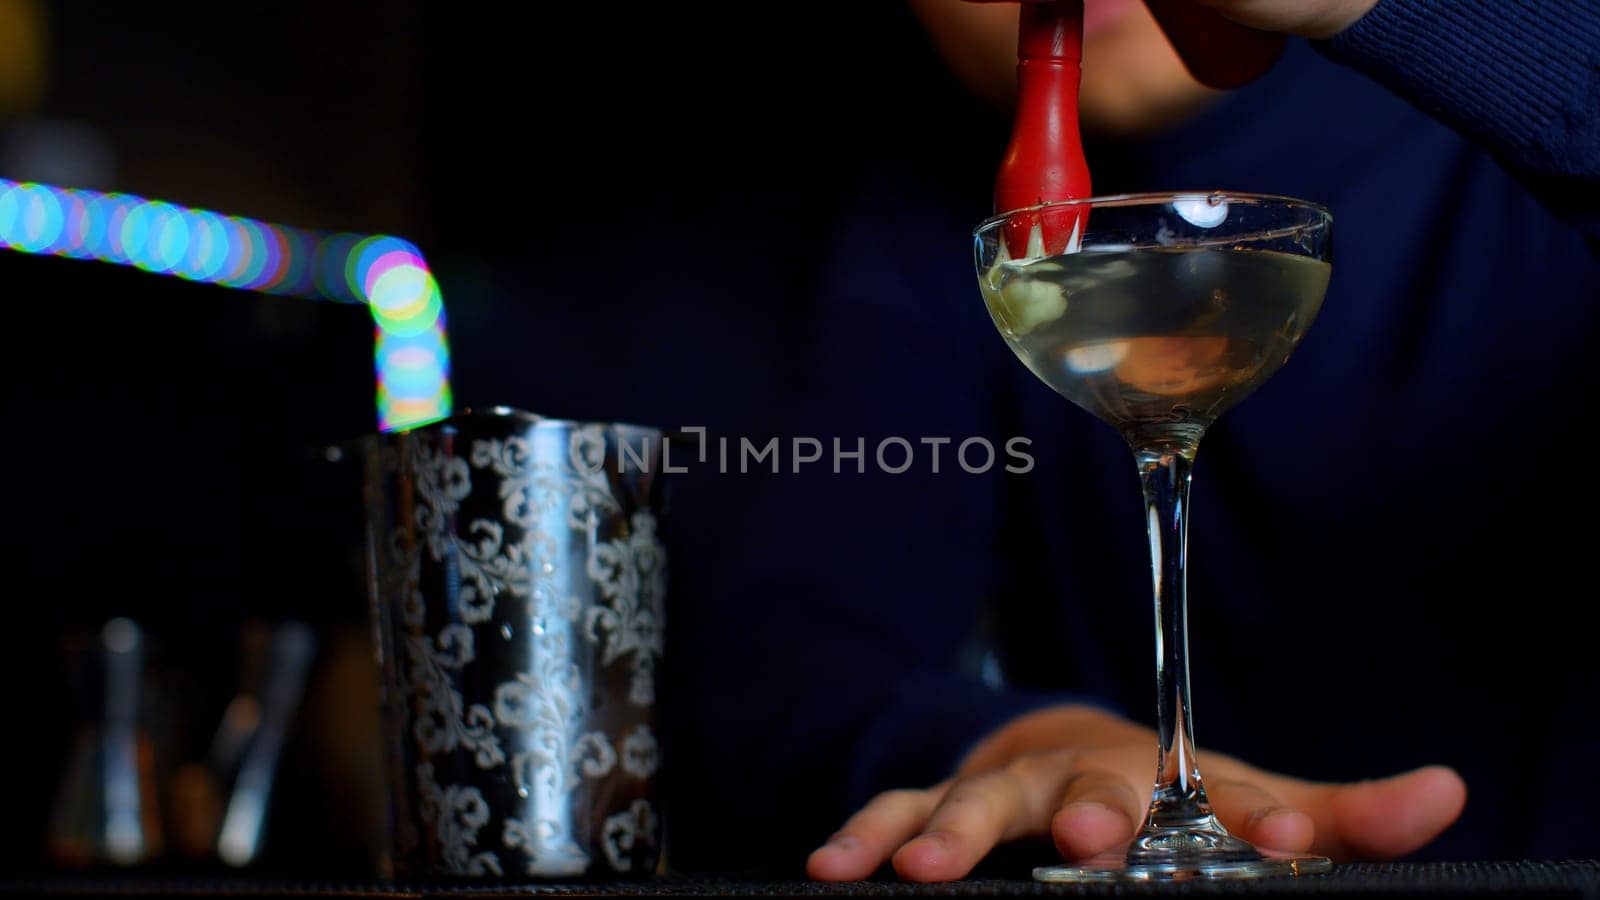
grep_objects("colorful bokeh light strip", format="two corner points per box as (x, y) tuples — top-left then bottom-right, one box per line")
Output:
(0, 178), (450, 431)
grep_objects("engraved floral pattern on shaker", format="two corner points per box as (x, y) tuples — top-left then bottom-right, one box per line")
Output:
(404, 624), (504, 767)
(601, 800), (660, 873)
(621, 725), (660, 780)
(585, 511), (667, 707)
(416, 762), (502, 876)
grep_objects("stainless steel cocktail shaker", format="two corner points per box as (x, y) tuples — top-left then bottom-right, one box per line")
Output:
(364, 408), (666, 878)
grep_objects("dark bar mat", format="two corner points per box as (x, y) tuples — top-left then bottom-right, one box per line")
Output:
(5, 863), (1600, 899)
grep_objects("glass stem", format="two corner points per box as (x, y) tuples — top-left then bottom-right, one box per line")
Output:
(1135, 448), (1225, 837)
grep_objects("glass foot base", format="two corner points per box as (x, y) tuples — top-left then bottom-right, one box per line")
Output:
(1034, 846), (1331, 883)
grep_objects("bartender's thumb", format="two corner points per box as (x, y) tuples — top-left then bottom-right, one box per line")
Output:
(1141, 0), (1286, 89)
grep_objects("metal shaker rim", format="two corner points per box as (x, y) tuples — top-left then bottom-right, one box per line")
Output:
(397, 409), (701, 453)
(432, 406), (663, 438)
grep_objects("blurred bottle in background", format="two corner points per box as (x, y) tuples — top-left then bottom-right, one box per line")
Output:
(48, 620), (164, 868)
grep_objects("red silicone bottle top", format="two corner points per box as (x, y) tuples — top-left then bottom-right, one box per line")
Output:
(995, 1), (1092, 258)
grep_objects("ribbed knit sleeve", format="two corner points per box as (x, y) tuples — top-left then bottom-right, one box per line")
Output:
(1318, 0), (1600, 180)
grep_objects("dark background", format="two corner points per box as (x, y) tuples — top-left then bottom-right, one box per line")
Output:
(0, 0), (1001, 876)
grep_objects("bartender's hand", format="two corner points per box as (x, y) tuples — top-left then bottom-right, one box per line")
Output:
(807, 704), (1466, 882)
(963, 0), (1379, 91)
(977, 0), (1379, 40)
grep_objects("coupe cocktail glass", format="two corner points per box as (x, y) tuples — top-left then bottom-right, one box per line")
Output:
(975, 192), (1333, 881)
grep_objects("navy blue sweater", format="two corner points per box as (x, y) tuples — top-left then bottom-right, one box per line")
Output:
(657, 0), (1600, 868)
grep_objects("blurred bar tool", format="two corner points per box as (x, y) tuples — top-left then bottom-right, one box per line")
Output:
(169, 621), (318, 866)
(48, 619), (164, 867)
(217, 621), (317, 867)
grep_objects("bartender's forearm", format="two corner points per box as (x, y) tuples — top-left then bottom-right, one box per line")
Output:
(1317, 0), (1600, 181)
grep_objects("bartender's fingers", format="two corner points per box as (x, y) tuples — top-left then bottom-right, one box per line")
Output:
(1273, 765), (1467, 861)
(892, 749), (1079, 882)
(1050, 767), (1145, 859)
(807, 787), (943, 881)
(1206, 778), (1314, 852)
